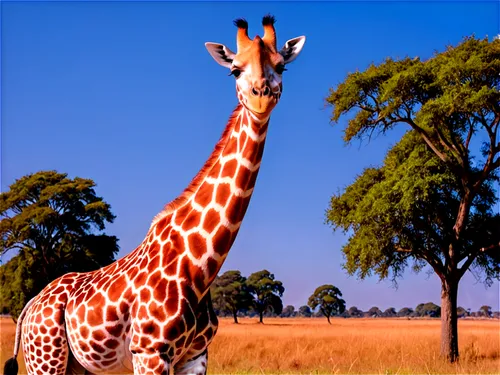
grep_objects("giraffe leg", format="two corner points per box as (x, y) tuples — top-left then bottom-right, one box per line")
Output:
(22, 309), (70, 375)
(23, 331), (69, 374)
(174, 350), (208, 375)
(132, 352), (171, 375)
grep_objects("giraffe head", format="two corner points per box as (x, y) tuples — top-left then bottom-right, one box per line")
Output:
(205, 15), (306, 119)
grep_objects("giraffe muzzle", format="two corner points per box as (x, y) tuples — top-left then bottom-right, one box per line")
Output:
(251, 86), (271, 97)
(246, 92), (278, 114)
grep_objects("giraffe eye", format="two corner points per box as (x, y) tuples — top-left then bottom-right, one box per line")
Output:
(276, 64), (287, 75)
(229, 68), (242, 78)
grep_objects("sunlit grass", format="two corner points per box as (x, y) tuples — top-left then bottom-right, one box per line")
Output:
(1, 317), (498, 374)
(208, 317), (499, 374)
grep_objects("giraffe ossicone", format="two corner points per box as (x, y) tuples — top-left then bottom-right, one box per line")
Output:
(3, 14), (305, 375)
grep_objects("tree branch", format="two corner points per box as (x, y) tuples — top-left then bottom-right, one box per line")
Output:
(464, 119), (474, 150)
(457, 241), (499, 279)
(403, 117), (451, 164)
(0, 243), (25, 254)
(435, 125), (464, 166)
(480, 242), (500, 253)
(359, 104), (375, 113)
(421, 251), (446, 281)
(473, 133), (499, 192)
(395, 247), (413, 253)
(458, 252), (478, 279)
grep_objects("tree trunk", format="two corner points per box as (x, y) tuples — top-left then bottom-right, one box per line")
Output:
(327, 315), (331, 325)
(232, 310), (238, 324)
(259, 311), (264, 323)
(441, 278), (459, 362)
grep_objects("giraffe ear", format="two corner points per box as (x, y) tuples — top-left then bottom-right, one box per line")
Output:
(205, 42), (236, 69)
(279, 36), (306, 64)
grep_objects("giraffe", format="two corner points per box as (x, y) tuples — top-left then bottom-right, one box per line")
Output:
(3, 14), (305, 375)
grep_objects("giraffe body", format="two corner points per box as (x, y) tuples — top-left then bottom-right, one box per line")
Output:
(4, 15), (305, 375)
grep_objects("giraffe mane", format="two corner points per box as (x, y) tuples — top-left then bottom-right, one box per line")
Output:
(151, 104), (243, 227)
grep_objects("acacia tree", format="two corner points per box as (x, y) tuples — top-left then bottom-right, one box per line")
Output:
(397, 307), (414, 317)
(210, 270), (251, 323)
(456, 306), (469, 318)
(479, 305), (492, 317)
(384, 307), (397, 317)
(281, 305), (296, 317)
(307, 284), (346, 324)
(348, 306), (363, 317)
(415, 302), (441, 317)
(298, 305), (312, 317)
(246, 270), (284, 323)
(367, 306), (383, 317)
(0, 171), (119, 318)
(325, 36), (500, 362)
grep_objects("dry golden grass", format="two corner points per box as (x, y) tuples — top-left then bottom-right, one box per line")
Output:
(1, 317), (498, 374)
(209, 317), (500, 374)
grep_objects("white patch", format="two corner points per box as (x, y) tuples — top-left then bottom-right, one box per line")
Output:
(266, 65), (282, 92)
(175, 351), (208, 375)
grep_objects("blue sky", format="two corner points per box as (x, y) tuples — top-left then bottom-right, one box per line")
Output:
(2, 0), (498, 312)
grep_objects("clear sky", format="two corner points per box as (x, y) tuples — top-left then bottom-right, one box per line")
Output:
(2, 0), (499, 312)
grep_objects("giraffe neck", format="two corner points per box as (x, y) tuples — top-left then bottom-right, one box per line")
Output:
(152, 104), (270, 299)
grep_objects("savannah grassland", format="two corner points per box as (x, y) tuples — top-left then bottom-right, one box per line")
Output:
(1, 317), (498, 374)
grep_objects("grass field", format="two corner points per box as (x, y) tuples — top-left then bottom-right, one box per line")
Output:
(1, 317), (498, 374)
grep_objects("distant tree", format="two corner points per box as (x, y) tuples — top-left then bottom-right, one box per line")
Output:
(397, 307), (414, 317)
(210, 270), (252, 324)
(492, 311), (500, 319)
(238, 308), (254, 318)
(307, 284), (346, 324)
(246, 270), (284, 323)
(298, 305), (312, 317)
(348, 306), (363, 318)
(312, 310), (324, 318)
(479, 305), (492, 317)
(456, 306), (469, 318)
(281, 305), (296, 318)
(325, 36), (500, 362)
(383, 307), (397, 317)
(367, 306), (383, 317)
(415, 302), (441, 317)
(0, 255), (30, 318)
(0, 171), (119, 319)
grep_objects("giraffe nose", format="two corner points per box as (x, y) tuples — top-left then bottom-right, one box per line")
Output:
(251, 79), (272, 97)
(251, 87), (271, 96)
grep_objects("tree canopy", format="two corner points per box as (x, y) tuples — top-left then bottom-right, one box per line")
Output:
(347, 306), (363, 317)
(326, 131), (498, 285)
(298, 305), (312, 317)
(246, 270), (284, 323)
(0, 171), (119, 318)
(456, 306), (468, 318)
(281, 305), (296, 317)
(210, 270), (252, 323)
(325, 36), (500, 362)
(307, 284), (346, 324)
(479, 305), (492, 317)
(368, 306), (383, 317)
(415, 302), (441, 317)
(397, 307), (414, 317)
(383, 307), (397, 317)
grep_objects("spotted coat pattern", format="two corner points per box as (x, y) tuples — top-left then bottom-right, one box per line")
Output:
(5, 14), (305, 375)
